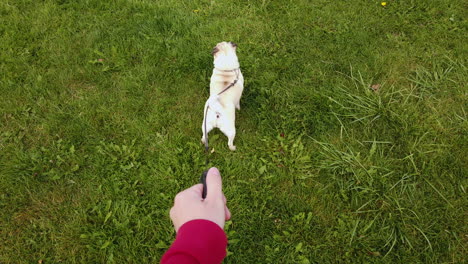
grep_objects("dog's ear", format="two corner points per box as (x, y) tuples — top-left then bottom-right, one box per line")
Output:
(230, 42), (237, 48)
(211, 46), (219, 56)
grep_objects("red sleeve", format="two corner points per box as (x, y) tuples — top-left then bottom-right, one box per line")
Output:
(161, 219), (228, 264)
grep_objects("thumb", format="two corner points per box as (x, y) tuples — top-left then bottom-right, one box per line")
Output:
(205, 167), (223, 201)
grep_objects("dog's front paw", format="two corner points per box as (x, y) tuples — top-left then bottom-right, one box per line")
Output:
(201, 137), (206, 144)
(229, 145), (236, 151)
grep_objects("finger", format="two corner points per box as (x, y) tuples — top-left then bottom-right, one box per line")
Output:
(187, 183), (204, 197)
(225, 205), (231, 220)
(174, 184), (204, 204)
(205, 167), (223, 201)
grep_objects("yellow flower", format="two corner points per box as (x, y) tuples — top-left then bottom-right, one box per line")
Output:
(381, 2), (387, 6)
(193, 9), (200, 13)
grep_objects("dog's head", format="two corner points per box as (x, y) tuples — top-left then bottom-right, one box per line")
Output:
(212, 42), (239, 70)
(212, 41), (237, 57)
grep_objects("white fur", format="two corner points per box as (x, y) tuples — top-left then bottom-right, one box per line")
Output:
(201, 42), (244, 151)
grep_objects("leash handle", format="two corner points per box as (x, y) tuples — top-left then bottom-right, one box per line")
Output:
(200, 170), (208, 199)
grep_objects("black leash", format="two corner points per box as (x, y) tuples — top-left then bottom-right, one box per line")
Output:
(201, 109), (209, 199)
(200, 67), (240, 199)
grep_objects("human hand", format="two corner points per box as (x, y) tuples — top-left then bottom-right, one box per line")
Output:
(169, 167), (231, 232)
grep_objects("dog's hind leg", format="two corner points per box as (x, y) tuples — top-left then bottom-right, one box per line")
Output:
(220, 110), (237, 151)
(227, 130), (236, 151)
(201, 124), (213, 144)
(201, 103), (215, 146)
(220, 126), (236, 151)
(201, 121), (214, 145)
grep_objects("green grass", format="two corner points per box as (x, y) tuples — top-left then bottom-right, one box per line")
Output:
(1, 0), (466, 263)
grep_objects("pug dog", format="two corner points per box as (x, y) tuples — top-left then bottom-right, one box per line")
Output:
(201, 41), (244, 151)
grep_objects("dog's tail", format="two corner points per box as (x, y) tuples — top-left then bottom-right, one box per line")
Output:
(207, 95), (223, 113)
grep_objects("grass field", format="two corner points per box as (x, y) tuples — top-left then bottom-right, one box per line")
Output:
(1, 0), (467, 263)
